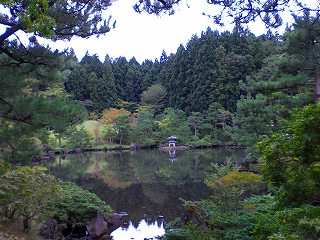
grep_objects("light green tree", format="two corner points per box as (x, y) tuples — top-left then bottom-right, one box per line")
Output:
(0, 166), (61, 231)
(141, 83), (167, 113)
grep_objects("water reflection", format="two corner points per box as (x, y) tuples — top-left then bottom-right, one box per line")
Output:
(168, 149), (176, 162)
(111, 219), (165, 240)
(44, 149), (245, 238)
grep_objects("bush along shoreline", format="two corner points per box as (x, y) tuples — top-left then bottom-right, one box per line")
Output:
(0, 166), (123, 239)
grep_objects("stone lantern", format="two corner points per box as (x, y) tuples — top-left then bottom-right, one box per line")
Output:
(167, 136), (177, 148)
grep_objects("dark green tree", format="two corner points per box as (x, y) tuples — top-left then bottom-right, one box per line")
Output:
(187, 112), (203, 137)
(66, 54), (118, 111)
(283, 13), (320, 102)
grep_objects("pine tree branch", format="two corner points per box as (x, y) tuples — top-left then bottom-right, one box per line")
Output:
(0, 24), (21, 44)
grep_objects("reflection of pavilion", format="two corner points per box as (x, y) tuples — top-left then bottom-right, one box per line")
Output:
(168, 149), (177, 162)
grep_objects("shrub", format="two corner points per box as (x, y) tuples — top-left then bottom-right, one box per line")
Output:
(0, 166), (61, 231)
(49, 182), (112, 231)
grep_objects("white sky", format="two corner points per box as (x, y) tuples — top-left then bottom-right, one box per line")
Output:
(2, 0), (319, 63)
(39, 0), (266, 63)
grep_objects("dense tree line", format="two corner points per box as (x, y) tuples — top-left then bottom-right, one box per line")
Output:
(63, 21), (316, 146)
(1, 2), (318, 158)
(65, 26), (280, 114)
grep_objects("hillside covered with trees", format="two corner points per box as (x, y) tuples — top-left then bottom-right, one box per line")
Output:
(0, 0), (319, 239)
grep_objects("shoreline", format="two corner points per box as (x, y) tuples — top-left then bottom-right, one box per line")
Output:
(35, 144), (246, 161)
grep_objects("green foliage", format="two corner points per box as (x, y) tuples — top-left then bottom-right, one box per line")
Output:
(203, 102), (233, 144)
(205, 159), (237, 182)
(64, 126), (93, 148)
(203, 195), (275, 240)
(43, 97), (86, 147)
(0, 166), (61, 231)
(112, 57), (144, 103)
(0, 0), (112, 43)
(234, 94), (277, 146)
(156, 108), (193, 144)
(65, 54), (117, 112)
(164, 224), (215, 240)
(0, 160), (10, 175)
(0, 123), (42, 162)
(165, 194), (276, 240)
(2, 0), (56, 37)
(253, 205), (320, 240)
(164, 159), (268, 240)
(141, 83), (166, 113)
(258, 103), (320, 206)
(49, 182), (112, 230)
(113, 114), (131, 145)
(205, 161), (264, 211)
(187, 112), (204, 137)
(160, 28), (276, 114)
(133, 109), (157, 146)
(233, 15), (319, 147)
(0, 47), (86, 161)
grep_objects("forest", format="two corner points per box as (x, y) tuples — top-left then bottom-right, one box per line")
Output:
(0, 0), (319, 239)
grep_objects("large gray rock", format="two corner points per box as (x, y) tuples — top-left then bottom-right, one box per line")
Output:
(130, 143), (138, 151)
(86, 212), (109, 238)
(39, 218), (62, 240)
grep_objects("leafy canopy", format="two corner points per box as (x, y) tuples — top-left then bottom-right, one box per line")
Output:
(0, 166), (62, 231)
(258, 103), (320, 206)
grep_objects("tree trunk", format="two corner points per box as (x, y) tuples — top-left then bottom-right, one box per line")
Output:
(119, 130), (123, 145)
(23, 217), (30, 231)
(58, 133), (62, 148)
(315, 78), (320, 103)
(6, 140), (15, 161)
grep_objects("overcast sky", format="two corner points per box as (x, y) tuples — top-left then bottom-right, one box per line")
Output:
(7, 0), (316, 63)
(39, 0), (270, 63)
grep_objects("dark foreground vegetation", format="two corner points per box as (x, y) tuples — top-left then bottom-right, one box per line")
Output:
(0, 0), (319, 239)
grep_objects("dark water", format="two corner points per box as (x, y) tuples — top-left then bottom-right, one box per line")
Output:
(45, 149), (245, 240)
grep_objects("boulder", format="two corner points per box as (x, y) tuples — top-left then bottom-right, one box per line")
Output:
(75, 148), (82, 153)
(39, 218), (62, 240)
(106, 213), (125, 233)
(130, 143), (138, 151)
(107, 213), (122, 226)
(86, 212), (109, 238)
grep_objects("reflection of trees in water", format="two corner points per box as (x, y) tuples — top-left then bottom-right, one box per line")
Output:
(76, 176), (212, 225)
(45, 153), (94, 181)
(46, 149), (245, 188)
(45, 149), (245, 225)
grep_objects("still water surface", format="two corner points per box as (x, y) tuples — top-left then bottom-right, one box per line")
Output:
(46, 149), (245, 239)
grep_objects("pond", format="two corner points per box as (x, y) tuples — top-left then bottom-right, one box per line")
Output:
(45, 149), (246, 240)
